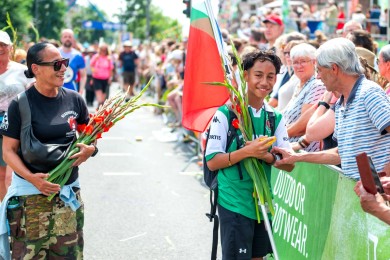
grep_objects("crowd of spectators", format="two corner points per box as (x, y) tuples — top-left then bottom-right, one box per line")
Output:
(1, 0), (390, 229)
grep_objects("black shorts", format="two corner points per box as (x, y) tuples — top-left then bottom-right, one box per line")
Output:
(93, 78), (109, 93)
(122, 71), (135, 85)
(218, 204), (272, 259)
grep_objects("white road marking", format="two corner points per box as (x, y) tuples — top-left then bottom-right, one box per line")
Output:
(103, 172), (142, 176)
(179, 171), (202, 176)
(171, 190), (180, 197)
(165, 236), (176, 250)
(119, 232), (147, 242)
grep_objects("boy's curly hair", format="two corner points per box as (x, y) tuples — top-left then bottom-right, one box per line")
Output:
(242, 50), (282, 74)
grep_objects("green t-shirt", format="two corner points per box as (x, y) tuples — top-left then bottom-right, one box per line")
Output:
(205, 104), (287, 220)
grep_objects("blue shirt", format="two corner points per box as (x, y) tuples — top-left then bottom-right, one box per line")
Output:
(59, 48), (86, 91)
(334, 75), (390, 179)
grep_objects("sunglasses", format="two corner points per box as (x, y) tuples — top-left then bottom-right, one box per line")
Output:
(35, 58), (69, 71)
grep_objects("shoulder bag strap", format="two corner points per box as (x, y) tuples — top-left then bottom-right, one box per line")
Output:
(17, 91), (31, 129)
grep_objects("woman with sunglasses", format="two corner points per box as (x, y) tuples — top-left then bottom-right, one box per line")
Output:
(0, 42), (97, 259)
(0, 31), (35, 202)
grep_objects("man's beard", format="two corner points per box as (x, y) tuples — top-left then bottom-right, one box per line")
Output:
(63, 41), (72, 48)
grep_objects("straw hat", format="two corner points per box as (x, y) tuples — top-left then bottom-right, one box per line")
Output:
(356, 47), (376, 72)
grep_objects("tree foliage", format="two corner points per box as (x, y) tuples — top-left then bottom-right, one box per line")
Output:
(120, 0), (181, 41)
(0, 0), (33, 43)
(31, 0), (66, 40)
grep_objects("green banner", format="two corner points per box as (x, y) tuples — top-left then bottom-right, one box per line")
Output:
(270, 163), (390, 259)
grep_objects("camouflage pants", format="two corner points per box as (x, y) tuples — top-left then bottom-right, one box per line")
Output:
(7, 190), (84, 260)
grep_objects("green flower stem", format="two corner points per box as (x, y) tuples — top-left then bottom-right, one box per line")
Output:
(47, 158), (76, 182)
(242, 157), (276, 222)
(112, 103), (166, 124)
(254, 187), (261, 223)
(47, 167), (73, 201)
(47, 137), (92, 183)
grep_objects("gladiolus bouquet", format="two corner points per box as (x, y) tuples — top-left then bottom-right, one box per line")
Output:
(207, 47), (275, 222)
(47, 78), (164, 200)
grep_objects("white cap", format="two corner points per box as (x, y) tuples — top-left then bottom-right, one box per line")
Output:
(0, 31), (11, 45)
(169, 49), (184, 61)
(123, 40), (132, 47)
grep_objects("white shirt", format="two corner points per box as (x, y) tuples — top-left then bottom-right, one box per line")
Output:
(0, 61), (34, 112)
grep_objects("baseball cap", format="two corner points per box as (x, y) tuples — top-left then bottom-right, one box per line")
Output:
(263, 14), (283, 26)
(0, 31), (12, 45)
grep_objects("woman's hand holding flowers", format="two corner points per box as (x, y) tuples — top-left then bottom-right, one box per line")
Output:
(69, 143), (97, 167)
(28, 173), (61, 196)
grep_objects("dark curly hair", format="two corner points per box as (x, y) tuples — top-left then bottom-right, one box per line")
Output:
(348, 29), (374, 53)
(242, 50), (281, 74)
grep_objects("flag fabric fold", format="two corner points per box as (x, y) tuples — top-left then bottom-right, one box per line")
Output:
(182, 0), (229, 133)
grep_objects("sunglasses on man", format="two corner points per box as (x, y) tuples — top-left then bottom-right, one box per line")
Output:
(35, 58), (69, 71)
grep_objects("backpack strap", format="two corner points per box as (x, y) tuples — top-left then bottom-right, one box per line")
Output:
(207, 106), (243, 260)
(207, 188), (219, 260)
(226, 108), (243, 180)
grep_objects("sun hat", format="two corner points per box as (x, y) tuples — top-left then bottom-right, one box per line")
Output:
(356, 47), (377, 72)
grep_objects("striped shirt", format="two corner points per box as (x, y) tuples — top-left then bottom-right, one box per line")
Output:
(283, 76), (326, 151)
(334, 75), (390, 179)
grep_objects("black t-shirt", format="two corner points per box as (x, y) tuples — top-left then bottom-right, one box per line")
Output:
(119, 51), (138, 72)
(0, 86), (89, 184)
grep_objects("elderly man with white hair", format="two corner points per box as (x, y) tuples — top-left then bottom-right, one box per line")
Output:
(272, 38), (390, 180)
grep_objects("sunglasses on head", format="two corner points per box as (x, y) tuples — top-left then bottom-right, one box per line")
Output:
(35, 58), (69, 71)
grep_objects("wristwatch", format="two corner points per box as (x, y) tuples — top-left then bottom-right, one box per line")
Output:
(91, 144), (98, 157)
(318, 101), (330, 109)
(270, 153), (282, 165)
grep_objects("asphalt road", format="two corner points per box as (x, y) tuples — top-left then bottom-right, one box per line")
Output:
(79, 93), (218, 259)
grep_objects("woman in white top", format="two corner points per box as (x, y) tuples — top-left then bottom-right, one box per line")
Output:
(283, 43), (326, 152)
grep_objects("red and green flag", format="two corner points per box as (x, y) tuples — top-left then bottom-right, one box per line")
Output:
(181, 0), (229, 133)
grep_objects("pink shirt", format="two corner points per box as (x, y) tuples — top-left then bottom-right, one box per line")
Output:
(90, 54), (114, 80)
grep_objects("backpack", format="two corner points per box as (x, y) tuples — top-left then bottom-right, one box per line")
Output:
(203, 105), (275, 260)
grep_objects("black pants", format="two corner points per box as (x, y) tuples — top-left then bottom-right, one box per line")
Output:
(85, 75), (95, 106)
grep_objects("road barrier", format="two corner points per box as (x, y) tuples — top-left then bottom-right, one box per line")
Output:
(270, 163), (390, 259)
